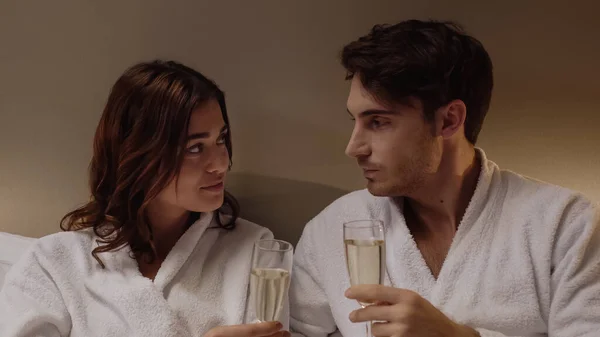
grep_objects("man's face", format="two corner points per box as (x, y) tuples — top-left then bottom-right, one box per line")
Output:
(345, 77), (443, 197)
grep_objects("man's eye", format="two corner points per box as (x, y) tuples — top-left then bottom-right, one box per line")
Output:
(369, 118), (387, 129)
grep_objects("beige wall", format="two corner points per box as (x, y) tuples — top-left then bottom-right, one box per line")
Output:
(1, 1), (598, 243)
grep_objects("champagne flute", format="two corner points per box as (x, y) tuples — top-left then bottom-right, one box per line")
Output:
(343, 220), (386, 337)
(249, 239), (293, 323)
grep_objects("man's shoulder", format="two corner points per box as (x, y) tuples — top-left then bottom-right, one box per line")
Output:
(324, 188), (381, 210)
(498, 168), (596, 209)
(480, 148), (595, 209)
(493, 167), (598, 232)
(301, 189), (389, 237)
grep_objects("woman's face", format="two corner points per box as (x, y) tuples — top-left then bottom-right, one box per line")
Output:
(154, 99), (230, 215)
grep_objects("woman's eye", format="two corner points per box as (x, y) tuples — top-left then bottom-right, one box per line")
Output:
(186, 144), (203, 154)
(217, 132), (228, 145)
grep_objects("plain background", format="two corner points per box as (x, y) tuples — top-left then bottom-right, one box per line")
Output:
(1, 0), (598, 244)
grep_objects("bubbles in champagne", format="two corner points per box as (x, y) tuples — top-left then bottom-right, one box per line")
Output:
(250, 268), (290, 322)
(344, 239), (385, 306)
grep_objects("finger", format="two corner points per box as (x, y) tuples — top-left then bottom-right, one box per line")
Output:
(264, 331), (291, 337)
(345, 285), (411, 304)
(210, 322), (283, 337)
(371, 322), (408, 337)
(349, 304), (397, 323)
(245, 322), (284, 337)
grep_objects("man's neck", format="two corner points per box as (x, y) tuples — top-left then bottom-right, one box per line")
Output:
(403, 145), (480, 235)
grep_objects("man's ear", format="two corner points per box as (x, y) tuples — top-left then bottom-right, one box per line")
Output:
(436, 100), (467, 139)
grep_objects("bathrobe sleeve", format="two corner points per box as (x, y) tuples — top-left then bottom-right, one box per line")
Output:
(546, 199), (600, 336)
(475, 199), (600, 337)
(0, 242), (71, 337)
(290, 219), (339, 337)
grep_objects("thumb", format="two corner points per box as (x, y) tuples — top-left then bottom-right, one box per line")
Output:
(206, 321), (283, 337)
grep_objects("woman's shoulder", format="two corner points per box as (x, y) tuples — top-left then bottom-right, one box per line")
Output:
(24, 230), (96, 266)
(236, 217), (274, 239)
(6, 230), (96, 284)
(217, 217), (274, 242)
(35, 229), (95, 251)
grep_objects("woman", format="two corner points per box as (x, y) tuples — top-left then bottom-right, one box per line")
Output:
(0, 61), (289, 337)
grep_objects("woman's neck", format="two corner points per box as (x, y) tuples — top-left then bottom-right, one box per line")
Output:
(146, 202), (191, 260)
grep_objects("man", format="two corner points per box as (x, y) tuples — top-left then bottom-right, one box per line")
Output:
(289, 20), (600, 336)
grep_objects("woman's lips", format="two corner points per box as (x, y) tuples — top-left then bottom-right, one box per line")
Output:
(201, 182), (224, 192)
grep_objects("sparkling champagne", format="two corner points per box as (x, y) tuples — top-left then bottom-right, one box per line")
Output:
(344, 239), (385, 306)
(250, 268), (290, 322)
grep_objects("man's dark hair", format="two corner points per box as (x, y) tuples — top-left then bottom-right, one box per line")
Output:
(341, 20), (493, 144)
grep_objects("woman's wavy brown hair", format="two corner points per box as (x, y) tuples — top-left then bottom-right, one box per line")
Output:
(61, 60), (239, 268)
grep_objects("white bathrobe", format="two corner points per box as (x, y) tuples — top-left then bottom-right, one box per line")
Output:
(0, 212), (276, 337)
(290, 149), (600, 337)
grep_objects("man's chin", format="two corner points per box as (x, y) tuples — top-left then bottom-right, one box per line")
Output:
(366, 180), (394, 197)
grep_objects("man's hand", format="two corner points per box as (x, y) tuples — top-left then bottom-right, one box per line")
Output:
(204, 321), (290, 337)
(346, 285), (479, 337)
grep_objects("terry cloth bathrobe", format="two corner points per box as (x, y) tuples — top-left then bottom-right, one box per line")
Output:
(0, 212), (280, 337)
(290, 149), (600, 337)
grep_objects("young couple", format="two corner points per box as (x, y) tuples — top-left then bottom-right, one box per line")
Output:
(1, 19), (598, 337)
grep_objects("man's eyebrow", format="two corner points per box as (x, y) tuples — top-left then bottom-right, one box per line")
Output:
(347, 108), (396, 117)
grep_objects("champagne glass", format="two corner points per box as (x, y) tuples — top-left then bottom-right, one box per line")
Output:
(343, 220), (386, 337)
(249, 239), (293, 323)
